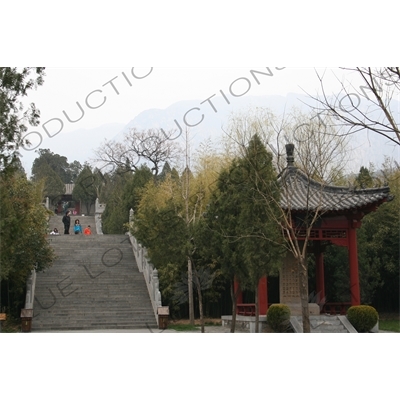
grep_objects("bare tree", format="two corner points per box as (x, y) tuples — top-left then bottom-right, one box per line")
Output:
(307, 67), (400, 146)
(93, 128), (181, 176)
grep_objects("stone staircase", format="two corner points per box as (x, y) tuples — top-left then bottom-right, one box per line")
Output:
(32, 216), (158, 331)
(290, 315), (357, 333)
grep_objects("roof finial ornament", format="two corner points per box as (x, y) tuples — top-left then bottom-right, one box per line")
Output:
(286, 143), (295, 167)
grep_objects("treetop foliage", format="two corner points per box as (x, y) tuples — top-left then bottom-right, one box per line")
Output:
(0, 67), (45, 173)
(31, 148), (83, 184)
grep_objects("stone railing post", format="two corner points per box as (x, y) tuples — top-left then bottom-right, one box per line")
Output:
(24, 269), (37, 310)
(153, 269), (162, 310)
(95, 198), (105, 235)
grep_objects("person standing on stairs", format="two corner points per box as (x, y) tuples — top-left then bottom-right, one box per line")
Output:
(62, 211), (71, 234)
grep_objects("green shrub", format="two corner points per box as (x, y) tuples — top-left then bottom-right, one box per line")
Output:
(347, 305), (379, 333)
(267, 304), (291, 332)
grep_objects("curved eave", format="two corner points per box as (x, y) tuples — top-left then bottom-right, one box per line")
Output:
(278, 166), (393, 213)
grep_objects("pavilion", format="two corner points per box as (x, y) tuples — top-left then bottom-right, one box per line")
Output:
(235, 143), (393, 317)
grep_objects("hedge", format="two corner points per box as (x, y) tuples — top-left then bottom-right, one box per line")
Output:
(267, 304), (291, 332)
(347, 305), (379, 333)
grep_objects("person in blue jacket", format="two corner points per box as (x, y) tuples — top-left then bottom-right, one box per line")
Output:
(74, 219), (83, 234)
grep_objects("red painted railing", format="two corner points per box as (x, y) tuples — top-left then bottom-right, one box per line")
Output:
(237, 304), (256, 316)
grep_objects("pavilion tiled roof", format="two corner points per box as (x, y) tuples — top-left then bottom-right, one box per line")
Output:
(278, 144), (392, 213)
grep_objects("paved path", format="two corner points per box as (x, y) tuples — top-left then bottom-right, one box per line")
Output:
(30, 325), (244, 333)
(29, 326), (399, 333)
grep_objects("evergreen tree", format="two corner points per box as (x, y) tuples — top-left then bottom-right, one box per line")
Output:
(102, 165), (153, 234)
(32, 162), (65, 205)
(31, 149), (82, 183)
(133, 175), (187, 306)
(158, 162), (172, 181)
(0, 172), (55, 316)
(73, 165), (98, 215)
(358, 168), (399, 311)
(0, 67), (56, 317)
(355, 166), (374, 188)
(204, 134), (283, 331)
(202, 167), (247, 331)
(0, 67), (45, 172)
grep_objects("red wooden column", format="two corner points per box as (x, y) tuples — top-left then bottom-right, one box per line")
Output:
(258, 276), (268, 315)
(315, 252), (326, 304)
(234, 278), (243, 308)
(348, 221), (361, 306)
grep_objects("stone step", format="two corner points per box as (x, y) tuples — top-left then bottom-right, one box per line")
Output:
(33, 228), (157, 332)
(291, 315), (352, 333)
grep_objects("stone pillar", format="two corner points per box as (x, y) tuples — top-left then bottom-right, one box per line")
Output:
(279, 252), (319, 316)
(45, 197), (50, 210)
(280, 253), (301, 315)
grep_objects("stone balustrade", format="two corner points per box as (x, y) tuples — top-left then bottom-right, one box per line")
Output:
(24, 269), (37, 310)
(95, 198), (105, 235)
(128, 233), (162, 319)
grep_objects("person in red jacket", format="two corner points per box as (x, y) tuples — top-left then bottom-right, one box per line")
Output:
(83, 225), (92, 235)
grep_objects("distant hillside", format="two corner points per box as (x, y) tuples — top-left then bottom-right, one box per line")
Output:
(20, 93), (399, 177)
(116, 93), (399, 173)
(116, 93), (311, 141)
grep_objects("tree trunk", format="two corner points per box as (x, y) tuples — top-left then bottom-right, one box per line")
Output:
(188, 257), (195, 325)
(254, 283), (259, 333)
(299, 258), (311, 333)
(230, 280), (238, 333)
(196, 278), (205, 333)
(184, 129), (195, 325)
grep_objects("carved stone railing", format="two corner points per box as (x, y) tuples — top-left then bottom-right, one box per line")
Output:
(95, 198), (105, 235)
(128, 209), (162, 319)
(128, 234), (162, 319)
(24, 269), (37, 310)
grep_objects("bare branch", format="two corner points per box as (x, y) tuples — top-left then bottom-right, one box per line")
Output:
(93, 128), (181, 176)
(304, 67), (400, 146)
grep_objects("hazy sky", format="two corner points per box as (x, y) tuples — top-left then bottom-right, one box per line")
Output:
(19, 67), (399, 174)
(25, 67), (346, 131)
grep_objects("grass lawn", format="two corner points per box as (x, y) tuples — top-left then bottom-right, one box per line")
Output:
(379, 314), (400, 332)
(379, 320), (400, 332)
(0, 317), (21, 333)
(168, 323), (200, 332)
(168, 318), (221, 332)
